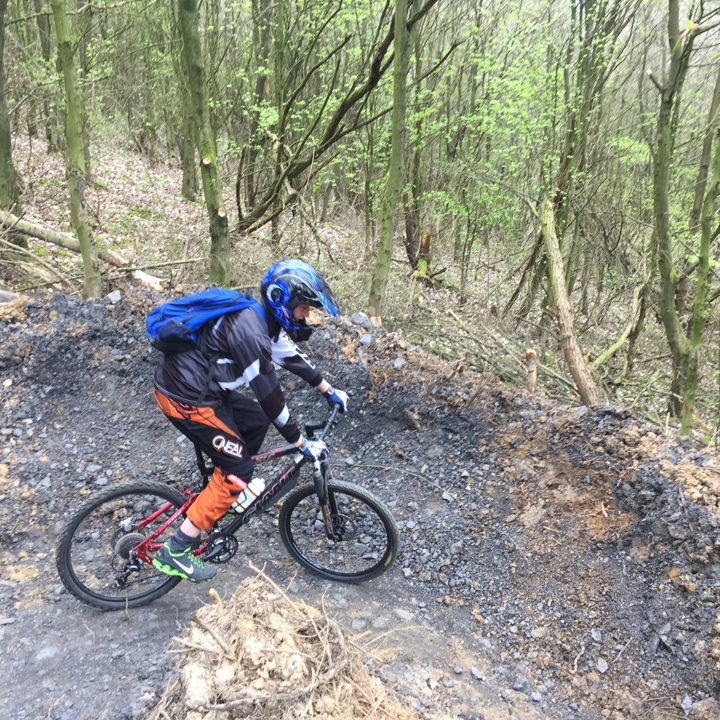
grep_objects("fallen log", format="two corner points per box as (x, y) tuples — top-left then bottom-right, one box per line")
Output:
(0, 210), (128, 267)
(0, 210), (168, 291)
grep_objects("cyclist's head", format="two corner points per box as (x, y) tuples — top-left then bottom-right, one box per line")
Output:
(261, 259), (340, 336)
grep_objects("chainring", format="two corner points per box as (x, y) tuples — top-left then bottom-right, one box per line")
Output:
(203, 533), (239, 564)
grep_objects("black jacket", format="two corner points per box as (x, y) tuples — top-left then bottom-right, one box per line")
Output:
(153, 307), (322, 444)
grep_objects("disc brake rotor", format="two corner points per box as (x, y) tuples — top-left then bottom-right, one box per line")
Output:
(331, 514), (357, 541)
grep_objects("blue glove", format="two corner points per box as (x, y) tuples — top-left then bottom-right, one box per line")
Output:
(323, 386), (348, 413)
(300, 437), (329, 461)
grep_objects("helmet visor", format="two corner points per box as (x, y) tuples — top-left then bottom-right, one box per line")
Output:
(290, 274), (340, 317)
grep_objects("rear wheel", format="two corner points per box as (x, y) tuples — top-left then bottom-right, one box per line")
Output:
(278, 480), (400, 582)
(56, 481), (187, 610)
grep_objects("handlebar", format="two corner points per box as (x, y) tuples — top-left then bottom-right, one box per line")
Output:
(304, 405), (341, 444)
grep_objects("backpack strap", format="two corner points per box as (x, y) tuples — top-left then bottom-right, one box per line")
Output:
(249, 298), (268, 325)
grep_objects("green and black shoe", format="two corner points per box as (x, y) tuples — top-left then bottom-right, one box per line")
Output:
(152, 542), (217, 582)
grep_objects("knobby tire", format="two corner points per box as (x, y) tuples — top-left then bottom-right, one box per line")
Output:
(278, 479), (400, 582)
(56, 481), (186, 610)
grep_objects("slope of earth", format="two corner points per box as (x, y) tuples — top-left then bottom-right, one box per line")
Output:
(0, 290), (719, 720)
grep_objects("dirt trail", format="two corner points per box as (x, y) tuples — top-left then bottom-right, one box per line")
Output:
(1, 291), (719, 720)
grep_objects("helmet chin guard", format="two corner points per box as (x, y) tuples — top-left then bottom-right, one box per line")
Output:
(261, 259), (340, 333)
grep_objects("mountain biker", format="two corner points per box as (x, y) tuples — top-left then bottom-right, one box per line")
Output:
(151, 259), (348, 582)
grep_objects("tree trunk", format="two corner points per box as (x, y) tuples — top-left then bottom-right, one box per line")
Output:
(16, 0), (38, 139)
(651, 0), (694, 416)
(177, 0), (229, 286)
(0, 0), (23, 237)
(50, 0), (102, 298)
(0, 210), (127, 266)
(368, 0), (409, 322)
(689, 66), (720, 233)
(237, 0), (273, 217)
(32, 0), (59, 151)
(180, 88), (197, 201)
(680, 122), (720, 434)
(402, 21), (424, 270)
(541, 198), (603, 407)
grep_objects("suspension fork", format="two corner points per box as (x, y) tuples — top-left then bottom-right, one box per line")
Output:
(312, 460), (339, 539)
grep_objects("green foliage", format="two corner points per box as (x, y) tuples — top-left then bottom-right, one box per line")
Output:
(4, 0), (720, 433)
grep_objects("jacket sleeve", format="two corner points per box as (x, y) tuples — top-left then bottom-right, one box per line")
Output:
(270, 331), (323, 387)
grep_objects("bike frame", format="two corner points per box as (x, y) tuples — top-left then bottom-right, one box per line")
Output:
(129, 407), (341, 565)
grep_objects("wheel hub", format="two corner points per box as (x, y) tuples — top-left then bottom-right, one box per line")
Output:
(331, 514), (356, 541)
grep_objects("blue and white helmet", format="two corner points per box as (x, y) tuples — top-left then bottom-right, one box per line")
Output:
(261, 259), (340, 333)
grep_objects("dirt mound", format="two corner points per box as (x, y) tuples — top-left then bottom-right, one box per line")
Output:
(149, 567), (439, 720)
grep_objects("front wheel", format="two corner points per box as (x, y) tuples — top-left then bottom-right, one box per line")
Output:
(56, 481), (187, 610)
(278, 480), (400, 583)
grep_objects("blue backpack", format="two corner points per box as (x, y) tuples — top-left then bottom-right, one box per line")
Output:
(146, 288), (267, 354)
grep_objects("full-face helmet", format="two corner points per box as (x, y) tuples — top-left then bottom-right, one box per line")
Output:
(261, 259), (340, 335)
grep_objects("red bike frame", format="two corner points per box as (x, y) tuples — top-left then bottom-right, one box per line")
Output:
(130, 443), (304, 564)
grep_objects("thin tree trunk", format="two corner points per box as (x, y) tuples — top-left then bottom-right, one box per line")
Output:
(680, 123), (720, 434)
(541, 198), (603, 407)
(177, 0), (229, 286)
(32, 0), (58, 150)
(652, 0), (694, 416)
(50, 0), (102, 298)
(402, 21), (423, 270)
(0, 0), (23, 238)
(180, 88), (197, 201)
(0, 210), (127, 266)
(19, 0), (37, 138)
(689, 66), (720, 233)
(239, 0), (273, 215)
(368, 0), (409, 322)
(362, 107), (377, 261)
(674, 53), (719, 317)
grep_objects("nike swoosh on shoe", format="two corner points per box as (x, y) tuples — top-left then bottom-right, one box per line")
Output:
(173, 559), (194, 575)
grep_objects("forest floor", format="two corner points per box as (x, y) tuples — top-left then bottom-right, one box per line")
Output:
(1, 289), (719, 720)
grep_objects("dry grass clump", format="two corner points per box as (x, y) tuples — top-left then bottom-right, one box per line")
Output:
(148, 566), (424, 720)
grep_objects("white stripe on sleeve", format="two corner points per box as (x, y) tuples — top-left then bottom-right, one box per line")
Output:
(242, 358), (261, 384)
(274, 405), (291, 427)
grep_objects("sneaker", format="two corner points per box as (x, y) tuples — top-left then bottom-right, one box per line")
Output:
(152, 542), (217, 582)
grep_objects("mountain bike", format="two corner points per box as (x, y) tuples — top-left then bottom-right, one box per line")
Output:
(55, 407), (400, 611)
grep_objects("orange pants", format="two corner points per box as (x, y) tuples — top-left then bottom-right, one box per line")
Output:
(153, 389), (270, 530)
(187, 466), (247, 530)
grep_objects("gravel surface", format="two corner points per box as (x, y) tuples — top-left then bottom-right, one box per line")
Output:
(1, 290), (719, 720)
